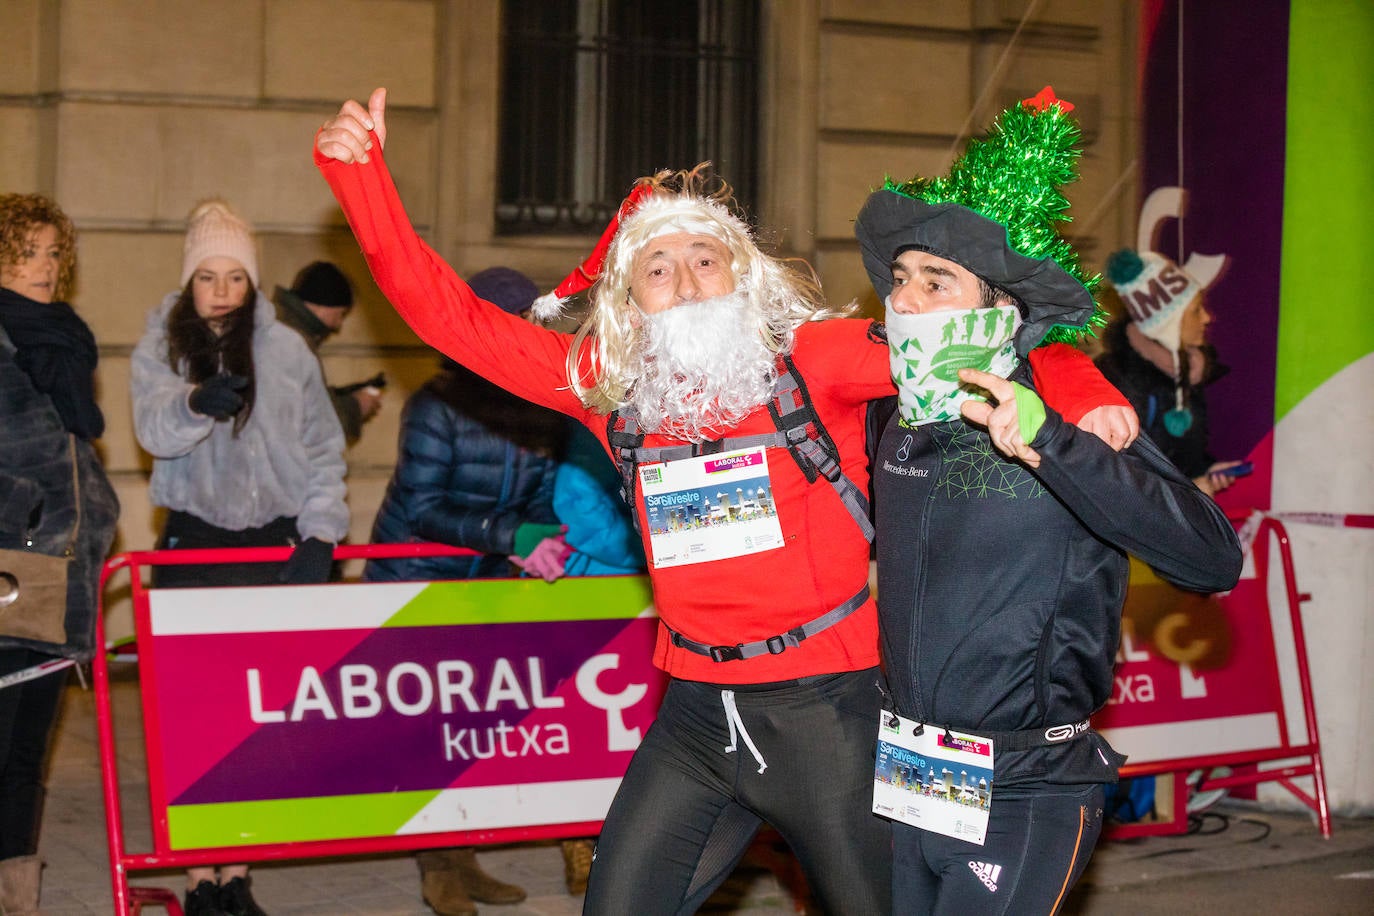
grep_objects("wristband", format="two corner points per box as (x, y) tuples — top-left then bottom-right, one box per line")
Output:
(1012, 382), (1047, 444)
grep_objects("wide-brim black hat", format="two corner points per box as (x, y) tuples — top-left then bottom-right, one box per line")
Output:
(855, 190), (1094, 358)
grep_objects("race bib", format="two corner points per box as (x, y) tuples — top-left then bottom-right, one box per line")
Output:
(873, 711), (995, 845)
(640, 447), (784, 569)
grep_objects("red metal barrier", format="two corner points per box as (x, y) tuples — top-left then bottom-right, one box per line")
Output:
(1103, 512), (1331, 839)
(93, 543), (618, 915)
(95, 515), (1337, 910)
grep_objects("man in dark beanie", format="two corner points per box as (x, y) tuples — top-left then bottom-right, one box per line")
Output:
(274, 260), (383, 443)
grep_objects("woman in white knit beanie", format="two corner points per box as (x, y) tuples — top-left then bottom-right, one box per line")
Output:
(129, 199), (348, 916)
(1095, 247), (1247, 497)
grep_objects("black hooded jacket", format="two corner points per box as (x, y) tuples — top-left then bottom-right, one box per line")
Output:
(870, 361), (1242, 788)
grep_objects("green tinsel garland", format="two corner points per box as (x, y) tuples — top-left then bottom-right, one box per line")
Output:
(886, 100), (1108, 345)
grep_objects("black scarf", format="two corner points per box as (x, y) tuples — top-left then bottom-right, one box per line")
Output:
(0, 287), (104, 439)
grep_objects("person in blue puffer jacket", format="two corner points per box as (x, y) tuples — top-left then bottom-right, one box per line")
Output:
(362, 266), (565, 916)
(363, 267), (567, 585)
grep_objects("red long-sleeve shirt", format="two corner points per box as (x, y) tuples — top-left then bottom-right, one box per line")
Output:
(317, 144), (1124, 684)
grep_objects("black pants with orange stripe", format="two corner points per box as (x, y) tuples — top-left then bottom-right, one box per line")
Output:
(892, 782), (1105, 915)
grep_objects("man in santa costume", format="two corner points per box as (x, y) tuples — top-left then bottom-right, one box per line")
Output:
(315, 88), (1135, 914)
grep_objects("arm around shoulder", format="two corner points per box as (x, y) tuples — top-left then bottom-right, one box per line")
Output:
(1029, 344), (1138, 450)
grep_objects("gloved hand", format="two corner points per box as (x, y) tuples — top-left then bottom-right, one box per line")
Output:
(188, 373), (249, 420)
(513, 522), (565, 559)
(958, 367), (1046, 469)
(278, 537), (335, 585)
(511, 534), (571, 583)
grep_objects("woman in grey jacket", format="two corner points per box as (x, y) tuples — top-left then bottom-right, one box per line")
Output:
(129, 199), (347, 916)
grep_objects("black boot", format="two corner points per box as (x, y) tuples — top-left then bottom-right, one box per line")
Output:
(184, 880), (230, 916)
(218, 876), (268, 916)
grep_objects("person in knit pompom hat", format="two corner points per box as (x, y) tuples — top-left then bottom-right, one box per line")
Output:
(131, 198), (348, 916)
(1096, 248), (1245, 496)
(857, 87), (1242, 913)
(315, 87), (1138, 915)
(181, 198), (259, 288)
(1107, 249), (1202, 355)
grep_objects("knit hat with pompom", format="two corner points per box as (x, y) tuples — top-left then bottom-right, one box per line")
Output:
(181, 198), (259, 288)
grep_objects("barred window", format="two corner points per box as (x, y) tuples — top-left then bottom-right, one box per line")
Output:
(497, 0), (760, 235)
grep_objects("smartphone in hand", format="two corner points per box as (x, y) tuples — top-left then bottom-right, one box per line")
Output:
(1218, 461), (1253, 477)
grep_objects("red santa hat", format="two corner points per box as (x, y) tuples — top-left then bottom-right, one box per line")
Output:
(529, 172), (753, 321)
(529, 183), (656, 320)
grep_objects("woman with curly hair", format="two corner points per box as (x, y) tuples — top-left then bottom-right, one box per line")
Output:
(0, 193), (119, 916)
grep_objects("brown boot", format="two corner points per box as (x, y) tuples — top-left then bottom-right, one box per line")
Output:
(416, 850), (476, 916)
(449, 847), (526, 905)
(0, 855), (42, 916)
(560, 838), (595, 895)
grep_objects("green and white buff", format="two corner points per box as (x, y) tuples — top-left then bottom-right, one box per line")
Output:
(886, 303), (1020, 428)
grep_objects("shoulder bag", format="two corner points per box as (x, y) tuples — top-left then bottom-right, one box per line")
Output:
(0, 436), (78, 645)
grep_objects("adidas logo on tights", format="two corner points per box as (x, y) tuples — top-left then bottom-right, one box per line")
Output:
(968, 860), (1002, 892)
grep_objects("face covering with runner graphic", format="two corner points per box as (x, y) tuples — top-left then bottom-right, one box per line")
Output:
(884, 302), (1021, 427)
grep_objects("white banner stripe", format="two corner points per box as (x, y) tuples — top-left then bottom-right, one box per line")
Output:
(149, 582), (428, 635)
(397, 778), (622, 834)
(1097, 712), (1282, 764)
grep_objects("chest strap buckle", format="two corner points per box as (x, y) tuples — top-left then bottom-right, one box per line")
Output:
(669, 584), (870, 663)
(709, 644), (744, 663)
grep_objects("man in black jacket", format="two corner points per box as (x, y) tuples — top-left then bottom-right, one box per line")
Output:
(857, 90), (1243, 914)
(274, 261), (383, 444)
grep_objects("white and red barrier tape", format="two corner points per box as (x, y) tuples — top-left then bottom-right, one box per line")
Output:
(1234, 510), (1374, 556)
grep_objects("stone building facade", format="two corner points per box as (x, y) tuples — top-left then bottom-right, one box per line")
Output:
(1, 0), (1137, 634)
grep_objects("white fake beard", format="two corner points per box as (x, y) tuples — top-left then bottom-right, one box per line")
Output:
(630, 290), (776, 442)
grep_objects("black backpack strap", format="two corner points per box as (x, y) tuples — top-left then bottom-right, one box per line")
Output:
(769, 355), (874, 542)
(606, 408), (646, 532)
(865, 395), (898, 538)
(866, 396), (897, 470)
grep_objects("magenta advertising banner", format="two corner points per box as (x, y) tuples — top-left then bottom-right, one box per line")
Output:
(1092, 563), (1286, 765)
(140, 576), (663, 849)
